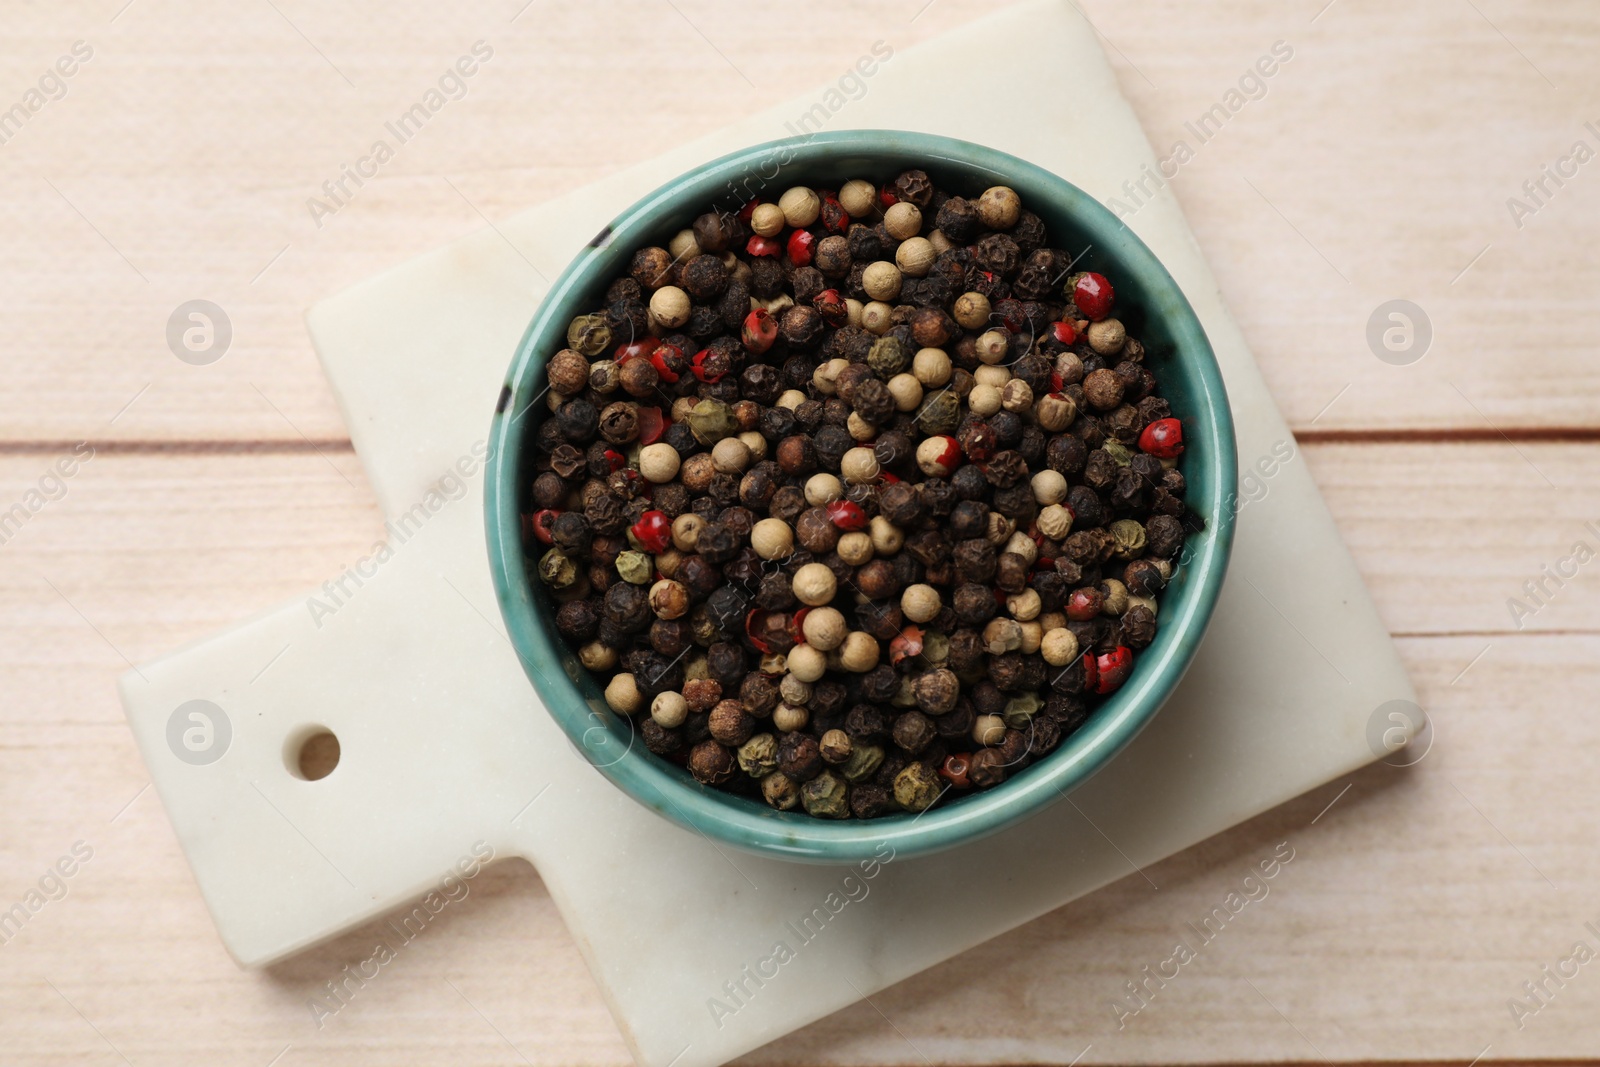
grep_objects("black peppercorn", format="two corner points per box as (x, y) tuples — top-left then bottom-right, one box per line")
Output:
(1145, 514), (1184, 558)
(952, 583), (997, 626)
(892, 711), (936, 756)
(688, 740), (735, 784)
(813, 425), (852, 470)
(952, 539), (997, 584)
(777, 732), (824, 782)
(844, 703), (892, 743)
(642, 717), (682, 757)
(1122, 604), (1157, 648)
(849, 783), (896, 819)
(707, 641), (746, 690)
(602, 581), (651, 632)
(1066, 485), (1108, 530)
(555, 599), (598, 642)
(968, 747), (1007, 789)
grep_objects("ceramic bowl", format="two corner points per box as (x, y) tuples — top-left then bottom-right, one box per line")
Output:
(486, 130), (1236, 863)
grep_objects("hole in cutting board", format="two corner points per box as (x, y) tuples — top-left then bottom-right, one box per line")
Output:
(285, 727), (340, 781)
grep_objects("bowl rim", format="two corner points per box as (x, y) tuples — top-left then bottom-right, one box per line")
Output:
(485, 130), (1236, 863)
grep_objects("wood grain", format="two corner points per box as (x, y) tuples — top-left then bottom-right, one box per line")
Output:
(0, 0), (1594, 443)
(2, 1), (1597, 1064)
(2, 448), (1598, 1066)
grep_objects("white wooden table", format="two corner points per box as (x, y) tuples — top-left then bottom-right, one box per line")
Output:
(2, 1), (1597, 1063)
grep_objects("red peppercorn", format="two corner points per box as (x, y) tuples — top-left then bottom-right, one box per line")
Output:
(743, 308), (778, 354)
(819, 193), (849, 234)
(746, 234), (781, 258)
(889, 625), (924, 666)
(787, 229), (816, 267)
(1051, 320), (1077, 345)
(746, 609), (773, 654)
(813, 288), (849, 327)
(738, 199), (761, 223)
(1093, 646), (1134, 694)
(603, 449), (627, 472)
(649, 343), (681, 384)
(690, 348), (726, 383)
(636, 407), (666, 444)
(1066, 587), (1103, 620)
(616, 336), (660, 363)
(939, 753), (972, 788)
(878, 187), (898, 208)
(630, 510), (671, 553)
(826, 499), (867, 530)
(1074, 272), (1114, 321)
(529, 509), (559, 545)
(1138, 417), (1184, 459)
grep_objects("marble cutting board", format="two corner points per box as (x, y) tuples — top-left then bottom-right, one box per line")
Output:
(117, 3), (1416, 1064)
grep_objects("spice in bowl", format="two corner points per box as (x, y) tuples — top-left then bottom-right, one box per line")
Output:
(523, 170), (1198, 820)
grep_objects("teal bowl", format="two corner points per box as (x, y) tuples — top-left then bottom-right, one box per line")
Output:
(486, 130), (1235, 863)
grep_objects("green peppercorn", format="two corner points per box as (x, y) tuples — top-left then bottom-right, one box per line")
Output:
(915, 389), (960, 435)
(761, 771), (800, 810)
(1109, 519), (1147, 560)
(893, 762), (943, 812)
(839, 741), (884, 783)
(737, 733), (779, 778)
(538, 548), (579, 589)
(686, 399), (739, 445)
(615, 551), (653, 585)
(867, 335), (911, 379)
(800, 770), (850, 818)
(566, 314), (612, 356)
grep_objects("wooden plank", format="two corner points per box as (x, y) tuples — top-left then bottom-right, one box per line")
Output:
(3, 447), (1600, 1062)
(0, 1), (1594, 443)
(0, 445), (1597, 1065)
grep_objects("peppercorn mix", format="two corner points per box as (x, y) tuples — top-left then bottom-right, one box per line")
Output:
(525, 170), (1196, 820)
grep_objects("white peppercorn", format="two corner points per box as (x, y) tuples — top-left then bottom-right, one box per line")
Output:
(711, 436), (752, 473)
(1041, 627), (1081, 666)
(779, 674), (812, 705)
(887, 373), (923, 411)
(841, 447), (880, 484)
(968, 383), (1002, 417)
(975, 329), (1009, 364)
(802, 607), (848, 651)
(973, 714), (1006, 746)
(787, 644), (827, 683)
(605, 673), (643, 715)
(976, 186), (1021, 229)
(861, 301), (895, 334)
(651, 691), (688, 728)
(913, 347), (952, 387)
(1007, 588), (1042, 621)
(1037, 503), (1074, 540)
(804, 473), (844, 506)
(1001, 379), (1034, 413)
(772, 703), (809, 733)
(863, 261), (902, 301)
(901, 583), (942, 624)
(1032, 469), (1068, 505)
(649, 285), (691, 329)
(883, 202), (922, 240)
(953, 291), (990, 330)
(793, 563), (838, 606)
(838, 631), (880, 672)
(836, 531), (874, 566)
(750, 518), (794, 560)
(671, 513), (705, 552)
(778, 186), (821, 228)
(838, 179), (876, 217)
(639, 442), (681, 483)
(869, 515), (904, 556)
(580, 641), (617, 672)
(750, 202), (786, 237)
(895, 237), (935, 277)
